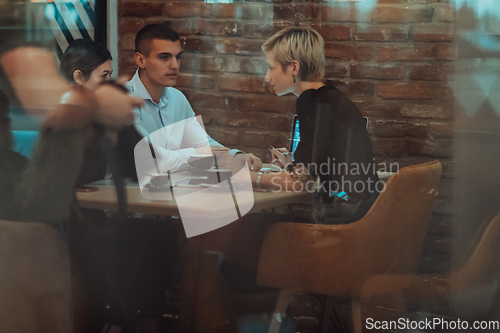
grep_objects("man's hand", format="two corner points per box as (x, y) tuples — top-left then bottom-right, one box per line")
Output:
(194, 146), (212, 155)
(217, 152), (261, 173)
(236, 153), (262, 172)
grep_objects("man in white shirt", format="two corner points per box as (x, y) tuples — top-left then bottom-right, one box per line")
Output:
(126, 24), (261, 173)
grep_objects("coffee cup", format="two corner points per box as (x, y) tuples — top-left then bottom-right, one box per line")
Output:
(206, 168), (232, 185)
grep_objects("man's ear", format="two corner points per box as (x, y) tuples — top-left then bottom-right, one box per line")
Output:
(73, 70), (85, 86)
(135, 52), (146, 69)
(291, 60), (300, 77)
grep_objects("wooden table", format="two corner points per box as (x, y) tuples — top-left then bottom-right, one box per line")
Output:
(77, 169), (393, 216)
(76, 172), (314, 332)
(76, 176), (312, 216)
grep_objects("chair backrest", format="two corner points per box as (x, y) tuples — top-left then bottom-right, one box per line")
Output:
(0, 220), (85, 333)
(355, 161), (442, 277)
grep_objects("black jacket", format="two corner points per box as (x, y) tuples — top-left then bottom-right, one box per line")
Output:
(294, 85), (379, 206)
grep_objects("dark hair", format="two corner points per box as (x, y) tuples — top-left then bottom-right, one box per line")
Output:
(135, 24), (180, 56)
(60, 39), (112, 83)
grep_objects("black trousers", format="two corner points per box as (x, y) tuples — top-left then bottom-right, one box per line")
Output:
(68, 210), (176, 332)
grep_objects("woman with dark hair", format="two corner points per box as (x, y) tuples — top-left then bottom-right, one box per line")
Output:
(60, 39), (113, 90)
(60, 39), (115, 185)
(59, 39), (139, 184)
(60, 39), (173, 333)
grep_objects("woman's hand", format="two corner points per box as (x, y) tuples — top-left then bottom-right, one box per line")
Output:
(270, 147), (292, 168)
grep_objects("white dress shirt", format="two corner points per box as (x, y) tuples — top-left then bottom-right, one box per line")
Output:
(126, 70), (224, 172)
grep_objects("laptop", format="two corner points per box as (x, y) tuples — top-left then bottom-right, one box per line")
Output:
(288, 115), (368, 154)
(289, 115), (300, 156)
(288, 114), (350, 201)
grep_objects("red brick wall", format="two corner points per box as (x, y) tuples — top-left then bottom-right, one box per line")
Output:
(117, 0), (455, 274)
(117, 0), (454, 161)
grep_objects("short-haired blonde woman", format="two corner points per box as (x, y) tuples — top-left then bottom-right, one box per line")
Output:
(251, 26), (379, 224)
(214, 27), (380, 291)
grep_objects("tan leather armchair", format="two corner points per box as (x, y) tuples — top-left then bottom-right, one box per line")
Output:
(256, 161), (442, 333)
(0, 220), (86, 333)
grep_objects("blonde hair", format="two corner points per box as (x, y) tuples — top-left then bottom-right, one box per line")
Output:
(262, 26), (325, 82)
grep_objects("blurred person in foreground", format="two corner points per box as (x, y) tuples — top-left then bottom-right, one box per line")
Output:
(0, 45), (144, 330)
(60, 39), (175, 333)
(0, 46), (138, 224)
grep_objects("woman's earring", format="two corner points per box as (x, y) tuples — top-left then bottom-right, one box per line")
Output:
(293, 75), (296, 83)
